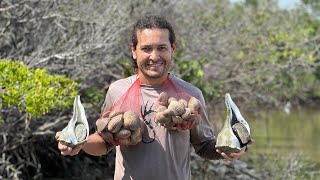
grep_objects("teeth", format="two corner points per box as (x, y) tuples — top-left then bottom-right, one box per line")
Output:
(149, 64), (161, 67)
(147, 60), (163, 64)
(148, 62), (163, 67)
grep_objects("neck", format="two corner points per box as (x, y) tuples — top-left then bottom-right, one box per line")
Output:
(138, 73), (169, 85)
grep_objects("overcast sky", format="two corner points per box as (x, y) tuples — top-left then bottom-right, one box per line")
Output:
(278, 0), (301, 9)
(230, 0), (301, 9)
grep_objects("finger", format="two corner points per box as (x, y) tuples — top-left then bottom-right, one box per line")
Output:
(58, 142), (68, 151)
(61, 151), (68, 156)
(229, 148), (246, 160)
(60, 147), (72, 156)
(216, 149), (232, 161)
(249, 138), (255, 145)
(61, 149), (73, 156)
(229, 153), (240, 159)
(55, 131), (61, 139)
(61, 145), (82, 156)
(220, 152), (233, 161)
(217, 149), (241, 161)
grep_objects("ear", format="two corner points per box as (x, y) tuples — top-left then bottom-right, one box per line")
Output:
(171, 42), (177, 54)
(131, 43), (137, 60)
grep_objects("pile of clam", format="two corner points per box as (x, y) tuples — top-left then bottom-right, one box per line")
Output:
(155, 92), (201, 130)
(96, 109), (143, 146)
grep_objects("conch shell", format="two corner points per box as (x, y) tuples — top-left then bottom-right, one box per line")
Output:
(215, 93), (251, 155)
(57, 95), (89, 147)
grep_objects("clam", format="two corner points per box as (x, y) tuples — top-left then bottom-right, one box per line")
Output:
(215, 93), (251, 155)
(57, 95), (89, 147)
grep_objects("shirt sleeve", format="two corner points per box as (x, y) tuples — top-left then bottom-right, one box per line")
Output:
(100, 86), (115, 117)
(190, 92), (223, 160)
(100, 76), (136, 117)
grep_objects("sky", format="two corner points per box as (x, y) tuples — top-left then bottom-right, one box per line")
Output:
(278, 0), (301, 9)
(230, 0), (301, 9)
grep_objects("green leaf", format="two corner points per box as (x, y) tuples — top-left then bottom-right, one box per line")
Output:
(0, 59), (79, 118)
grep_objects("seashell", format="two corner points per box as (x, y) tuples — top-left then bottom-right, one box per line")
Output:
(172, 115), (184, 124)
(181, 108), (192, 120)
(155, 112), (171, 124)
(130, 128), (142, 143)
(108, 109), (125, 118)
(115, 128), (132, 139)
(162, 109), (175, 117)
(101, 111), (111, 118)
(123, 110), (140, 131)
(188, 97), (201, 114)
(215, 93), (251, 155)
(99, 129), (114, 142)
(107, 114), (123, 133)
(168, 97), (177, 104)
(232, 123), (251, 145)
(96, 117), (110, 133)
(156, 105), (167, 113)
(57, 95), (89, 148)
(116, 137), (133, 146)
(179, 99), (188, 108)
(158, 92), (169, 106)
(155, 109), (174, 124)
(168, 100), (185, 116)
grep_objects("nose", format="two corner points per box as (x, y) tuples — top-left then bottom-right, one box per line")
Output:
(149, 50), (160, 61)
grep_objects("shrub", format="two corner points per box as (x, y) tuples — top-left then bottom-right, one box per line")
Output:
(0, 59), (78, 118)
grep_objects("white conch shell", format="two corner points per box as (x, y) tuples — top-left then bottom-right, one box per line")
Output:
(57, 95), (89, 147)
(215, 93), (251, 154)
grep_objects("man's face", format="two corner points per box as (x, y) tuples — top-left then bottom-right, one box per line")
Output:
(132, 28), (176, 84)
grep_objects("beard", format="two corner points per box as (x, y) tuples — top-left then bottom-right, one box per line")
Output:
(137, 59), (170, 79)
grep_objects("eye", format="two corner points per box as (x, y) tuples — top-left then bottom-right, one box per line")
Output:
(158, 46), (167, 51)
(141, 47), (152, 52)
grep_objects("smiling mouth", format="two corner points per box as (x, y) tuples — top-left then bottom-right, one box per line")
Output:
(147, 62), (163, 67)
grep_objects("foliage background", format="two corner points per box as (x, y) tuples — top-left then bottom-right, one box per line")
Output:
(0, 0), (319, 179)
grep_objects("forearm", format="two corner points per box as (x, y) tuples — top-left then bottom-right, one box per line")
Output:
(82, 132), (113, 156)
(194, 138), (223, 160)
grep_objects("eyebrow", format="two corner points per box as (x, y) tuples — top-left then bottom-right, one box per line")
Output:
(140, 44), (168, 47)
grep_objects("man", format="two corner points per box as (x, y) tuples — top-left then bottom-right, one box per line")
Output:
(56, 15), (254, 180)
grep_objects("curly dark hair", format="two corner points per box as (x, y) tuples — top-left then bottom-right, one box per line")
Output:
(130, 14), (176, 69)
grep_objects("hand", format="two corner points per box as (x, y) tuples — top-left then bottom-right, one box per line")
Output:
(175, 115), (200, 130)
(216, 139), (255, 161)
(55, 131), (84, 156)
